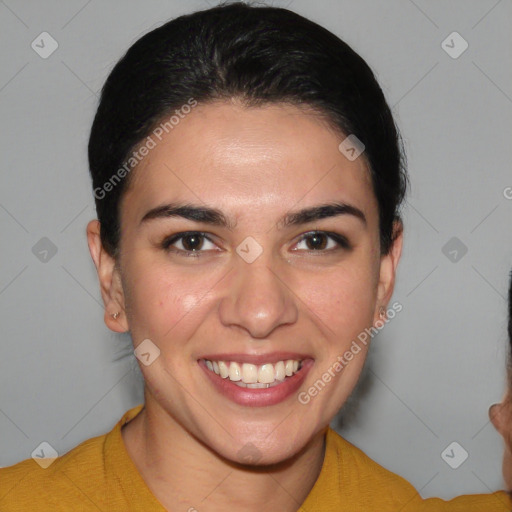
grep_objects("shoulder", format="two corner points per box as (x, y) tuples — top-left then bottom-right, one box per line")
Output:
(0, 404), (144, 512)
(324, 428), (511, 510)
(302, 427), (426, 509)
(327, 428), (420, 493)
(0, 432), (108, 511)
(421, 492), (512, 512)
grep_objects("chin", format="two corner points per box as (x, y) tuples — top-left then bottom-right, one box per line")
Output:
(211, 429), (310, 468)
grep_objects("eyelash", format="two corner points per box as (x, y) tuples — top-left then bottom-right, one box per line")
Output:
(160, 230), (351, 257)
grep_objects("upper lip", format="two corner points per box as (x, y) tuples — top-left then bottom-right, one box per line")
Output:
(199, 352), (313, 365)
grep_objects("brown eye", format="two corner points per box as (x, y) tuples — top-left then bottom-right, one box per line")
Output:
(180, 233), (204, 251)
(161, 231), (217, 256)
(294, 231), (351, 252)
(304, 232), (328, 250)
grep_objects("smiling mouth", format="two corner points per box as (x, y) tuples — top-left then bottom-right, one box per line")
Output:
(201, 358), (304, 388)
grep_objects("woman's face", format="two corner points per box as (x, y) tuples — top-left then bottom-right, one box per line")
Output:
(90, 101), (401, 464)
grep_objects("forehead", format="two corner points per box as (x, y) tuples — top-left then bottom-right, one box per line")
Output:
(121, 101), (376, 225)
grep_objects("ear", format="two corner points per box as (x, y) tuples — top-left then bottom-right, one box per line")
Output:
(86, 220), (128, 333)
(490, 403), (506, 435)
(490, 395), (512, 438)
(374, 220), (403, 322)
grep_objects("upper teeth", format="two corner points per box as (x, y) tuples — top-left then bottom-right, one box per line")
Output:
(204, 359), (302, 384)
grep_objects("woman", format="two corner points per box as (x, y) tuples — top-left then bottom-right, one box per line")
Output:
(490, 272), (512, 491)
(0, 3), (509, 510)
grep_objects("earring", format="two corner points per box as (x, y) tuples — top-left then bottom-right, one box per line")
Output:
(111, 312), (120, 320)
(379, 306), (386, 319)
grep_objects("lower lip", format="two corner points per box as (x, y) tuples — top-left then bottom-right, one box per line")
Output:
(199, 359), (314, 407)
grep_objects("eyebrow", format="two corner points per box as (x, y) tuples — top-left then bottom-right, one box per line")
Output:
(139, 201), (366, 230)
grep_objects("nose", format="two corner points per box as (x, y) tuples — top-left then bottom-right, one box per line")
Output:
(218, 254), (299, 339)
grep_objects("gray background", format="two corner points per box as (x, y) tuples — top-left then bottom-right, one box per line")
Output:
(1, 0), (511, 500)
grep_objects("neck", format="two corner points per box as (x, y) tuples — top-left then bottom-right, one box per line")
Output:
(122, 399), (326, 512)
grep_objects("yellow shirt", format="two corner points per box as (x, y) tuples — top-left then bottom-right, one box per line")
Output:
(0, 404), (509, 511)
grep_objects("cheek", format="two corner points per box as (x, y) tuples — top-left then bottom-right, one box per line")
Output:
(297, 260), (378, 338)
(122, 258), (216, 341)
(295, 267), (376, 423)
